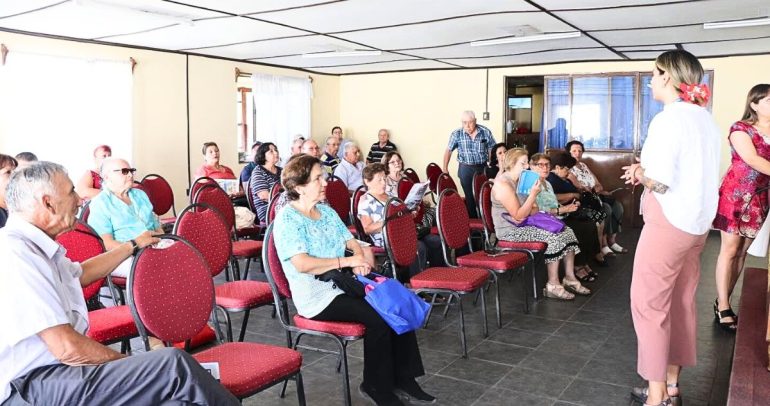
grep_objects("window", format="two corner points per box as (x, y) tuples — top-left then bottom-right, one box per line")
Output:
(543, 71), (713, 151)
(0, 52), (132, 176)
(236, 87), (255, 163)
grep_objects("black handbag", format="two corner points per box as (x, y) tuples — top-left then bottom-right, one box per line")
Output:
(573, 192), (607, 223)
(315, 267), (365, 298)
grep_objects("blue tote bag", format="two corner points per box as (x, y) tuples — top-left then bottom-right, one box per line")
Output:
(356, 274), (431, 335)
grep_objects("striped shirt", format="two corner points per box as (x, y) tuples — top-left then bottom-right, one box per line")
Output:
(447, 124), (496, 165)
(366, 141), (397, 163)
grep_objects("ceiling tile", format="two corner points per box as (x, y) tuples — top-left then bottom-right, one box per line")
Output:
(0, 0), (63, 19)
(191, 35), (368, 59)
(593, 24), (770, 47)
(175, 0), (331, 15)
(335, 12), (573, 50)
(535, 0), (678, 10)
(311, 59), (455, 74)
(405, 35), (601, 59)
(104, 16), (306, 50)
(685, 37), (770, 56)
(622, 51), (669, 60)
(250, 51), (412, 69)
(441, 48), (622, 68)
(615, 44), (676, 52)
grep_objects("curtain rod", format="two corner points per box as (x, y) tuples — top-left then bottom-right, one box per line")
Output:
(0, 43), (136, 72)
(235, 67), (313, 83)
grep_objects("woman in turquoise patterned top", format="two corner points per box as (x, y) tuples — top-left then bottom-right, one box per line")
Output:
(273, 155), (434, 406)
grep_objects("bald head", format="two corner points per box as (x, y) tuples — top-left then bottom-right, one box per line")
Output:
(301, 139), (321, 158)
(101, 157), (135, 194)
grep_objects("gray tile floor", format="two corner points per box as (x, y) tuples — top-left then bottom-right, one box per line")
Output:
(122, 229), (763, 405)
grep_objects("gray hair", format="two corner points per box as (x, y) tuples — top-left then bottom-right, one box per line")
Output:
(461, 110), (476, 121)
(343, 142), (359, 154)
(6, 161), (68, 213)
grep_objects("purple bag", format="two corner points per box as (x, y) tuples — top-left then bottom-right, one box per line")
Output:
(502, 212), (565, 233)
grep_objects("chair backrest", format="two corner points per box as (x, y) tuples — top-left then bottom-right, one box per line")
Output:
(437, 188), (471, 255)
(262, 224), (295, 330)
(478, 180), (495, 243)
(472, 172), (488, 217)
(350, 185), (368, 240)
(382, 198), (419, 273)
(193, 184), (235, 231)
(266, 192), (282, 226)
(325, 175), (352, 224)
(173, 203), (232, 278)
(403, 168), (420, 183)
(141, 174), (175, 217)
(190, 177), (219, 201)
(128, 234), (213, 346)
(245, 176), (257, 213)
(132, 181), (147, 194)
(78, 200), (91, 223)
(269, 182), (284, 202)
(426, 163), (442, 193)
(56, 220), (106, 301)
(436, 172), (458, 196)
(397, 177), (413, 201)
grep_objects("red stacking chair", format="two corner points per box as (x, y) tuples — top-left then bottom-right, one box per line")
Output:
(396, 176), (426, 225)
(403, 167), (420, 183)
(56, 221), (137, 354)
(425, 162), (442, 194)
(262, 224), (364, 406)
(78, 200), (91, 223)
(472, 172), (488, 218)
(245, 177), (257, 214)
(174, 203), (274, 342)
(325, 175), (356, 234)
(126, 235), (306, 403)
(381, 198), (490, 358)
(436, 189), (533, 327)
(435, 172), (485, 234)
(190, 176), (218, 202)
(193, 184), (262, 280)
(140, 173), (176, 226)
(265, 192), (282, 226)
(350, 185), (387, 259)
(269, 182), (284, 202)
(478, 180), (547, 301)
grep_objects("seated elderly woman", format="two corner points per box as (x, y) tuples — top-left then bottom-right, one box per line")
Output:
(491, 148), (590, 300)
(87, 158), (162, 277)
(249, 142), (282, 222)
(531, 153), (602, 282)
(381, 151), (436, 228)
(0, 153), (19, 228)
(358, 164), (444, 282)
(274, 155), (434, 406)
(75, 145), (112, 200)
(565, 140), (626, 256)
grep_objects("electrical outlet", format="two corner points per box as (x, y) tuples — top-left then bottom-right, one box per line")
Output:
(482, 112), (490, 120)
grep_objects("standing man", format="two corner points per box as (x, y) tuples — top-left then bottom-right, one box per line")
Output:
(321, 136), (341, 176)
(443, 110), (495, 217)
(366, 129), (397, 164)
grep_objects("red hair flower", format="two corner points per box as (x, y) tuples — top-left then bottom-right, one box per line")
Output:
(678, 83), (711, 106)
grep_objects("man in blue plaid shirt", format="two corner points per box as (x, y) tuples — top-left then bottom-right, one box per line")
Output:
(443, 111), (495, 217)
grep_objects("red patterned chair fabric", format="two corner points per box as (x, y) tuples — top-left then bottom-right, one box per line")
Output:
(324, 176), (352, 224)
(56, 221), (106, 300)
(397, 177), (412, 201)
(498, 240), (548, 251)
(266, 192), (281, 225)
(269, 182), (284, 202)
(410, 267), (489, 292)
(128, 235), (304, 401)
(86, 305), (138, 344)
(472, 172), (488, 213)
(425, 163), (442, 193)
(245, 177), (257, 213)
(190, 177), (218, 202)
(436, 173), (458, 196)
(193, 185), (236, 231)
(78, 200), (91, 222)
(293, 316), (366, 338)
(215, 281), (273, 309)
(403, 168), (420, 183)
(141, 174), (176, 218)
(350, 185), (367, 240)
(456, 250), (528, 270)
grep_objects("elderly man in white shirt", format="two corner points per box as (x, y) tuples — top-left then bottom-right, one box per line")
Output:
(0, 162), (238, 406)
(334, 142), (365, 192)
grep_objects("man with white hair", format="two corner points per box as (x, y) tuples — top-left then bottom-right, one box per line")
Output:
(87, 157), (163, 277)
(334, 142), (365, 192)
(301, 139), (322, 159)
(0, 162), (238, 405)
(321, 136), (342, 176)
(443, 110), (496, 217)
(366, 129), (397, 164)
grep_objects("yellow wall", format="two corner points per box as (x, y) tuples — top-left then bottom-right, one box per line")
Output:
(0, 31), (339, 212)
(341, 56), (769, 180)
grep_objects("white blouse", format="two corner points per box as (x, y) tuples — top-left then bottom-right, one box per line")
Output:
(641, 101), (721, 235)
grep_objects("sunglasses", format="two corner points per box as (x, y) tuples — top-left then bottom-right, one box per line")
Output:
(113, 168), (137, 175)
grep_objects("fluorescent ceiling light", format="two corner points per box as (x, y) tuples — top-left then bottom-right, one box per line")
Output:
(703, 17), (770, 29)
(470, 31), (581, 47)
(301, 51), (382, 59)
(74, 0), (195, 26)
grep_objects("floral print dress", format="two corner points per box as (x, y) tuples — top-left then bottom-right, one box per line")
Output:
(713, 121), (770, 238)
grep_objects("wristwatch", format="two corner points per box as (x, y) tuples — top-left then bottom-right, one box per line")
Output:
(129, 239), (139, 255)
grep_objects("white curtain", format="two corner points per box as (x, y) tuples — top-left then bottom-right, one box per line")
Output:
(0, 52), (133, 179)
(250, 74), (312, 163)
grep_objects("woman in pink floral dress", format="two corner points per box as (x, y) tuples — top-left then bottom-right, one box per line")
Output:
(713, 83), (770, 331)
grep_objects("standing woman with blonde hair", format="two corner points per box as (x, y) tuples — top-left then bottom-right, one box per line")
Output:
(712, 84), (770, 332)
(621, 50), (720, 406)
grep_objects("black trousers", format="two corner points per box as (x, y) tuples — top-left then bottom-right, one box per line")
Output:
(458, 163), (485, 218)
(2, 348), (239, 406)
(564, 217), (600, 266)
(312, 295), (425, 392)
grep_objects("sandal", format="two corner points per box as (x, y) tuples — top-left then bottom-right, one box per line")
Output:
(575, 266), (596, 283)
(562, 278), (591, 296)
(713, 298), (737, 332)
(543, 282), (575, 300)
(631, 383), (681, 406)
(610, 243), (628, 254)
(601, 246), (616, 257)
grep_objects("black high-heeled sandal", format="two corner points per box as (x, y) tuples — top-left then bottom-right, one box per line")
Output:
(713, 298), (737, 332)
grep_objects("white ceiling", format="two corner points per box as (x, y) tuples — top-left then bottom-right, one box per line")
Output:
(1, 0), (769, 75)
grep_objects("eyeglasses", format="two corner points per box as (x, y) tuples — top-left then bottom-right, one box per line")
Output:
(113, 168), (137, 175)
(533, 163), (551, 168)
(388, 160), (402, 165)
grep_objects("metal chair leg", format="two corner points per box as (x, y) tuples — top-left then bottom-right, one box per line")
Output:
(480, 286), (488, 338)
(442, 295), (453, 318)
(457, 293), (468, 358)
(295, 372), (307, 406)
(237, 309), (251, 342)
(242, 258), (252, 280)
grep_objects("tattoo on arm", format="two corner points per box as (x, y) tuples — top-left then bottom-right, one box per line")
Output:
(640, 174), (669, 194)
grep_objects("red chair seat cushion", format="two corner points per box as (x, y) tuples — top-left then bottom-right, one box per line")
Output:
(469, 218), (485, 231)
(235, 226), (262, 238)
(370, 246), (386, 255)
(293, 315), (365, 337)
(86, 305), (138, 344)
(456, 250), (528, 270)
(215, 281), (273, 309)
(430, 226), (438, 235)
(497, 240), (547, 252)
(111, 276), (126, 288)
(232, 240), (263, 258)
(193, 342), (302, 398)
(160, 217), (177, 225)
(410, 267), (489, 292)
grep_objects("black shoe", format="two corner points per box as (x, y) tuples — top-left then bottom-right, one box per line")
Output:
(359, 382), (404, 406)
(713, 298), (737, 332)
(394, 378), (436, 404)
